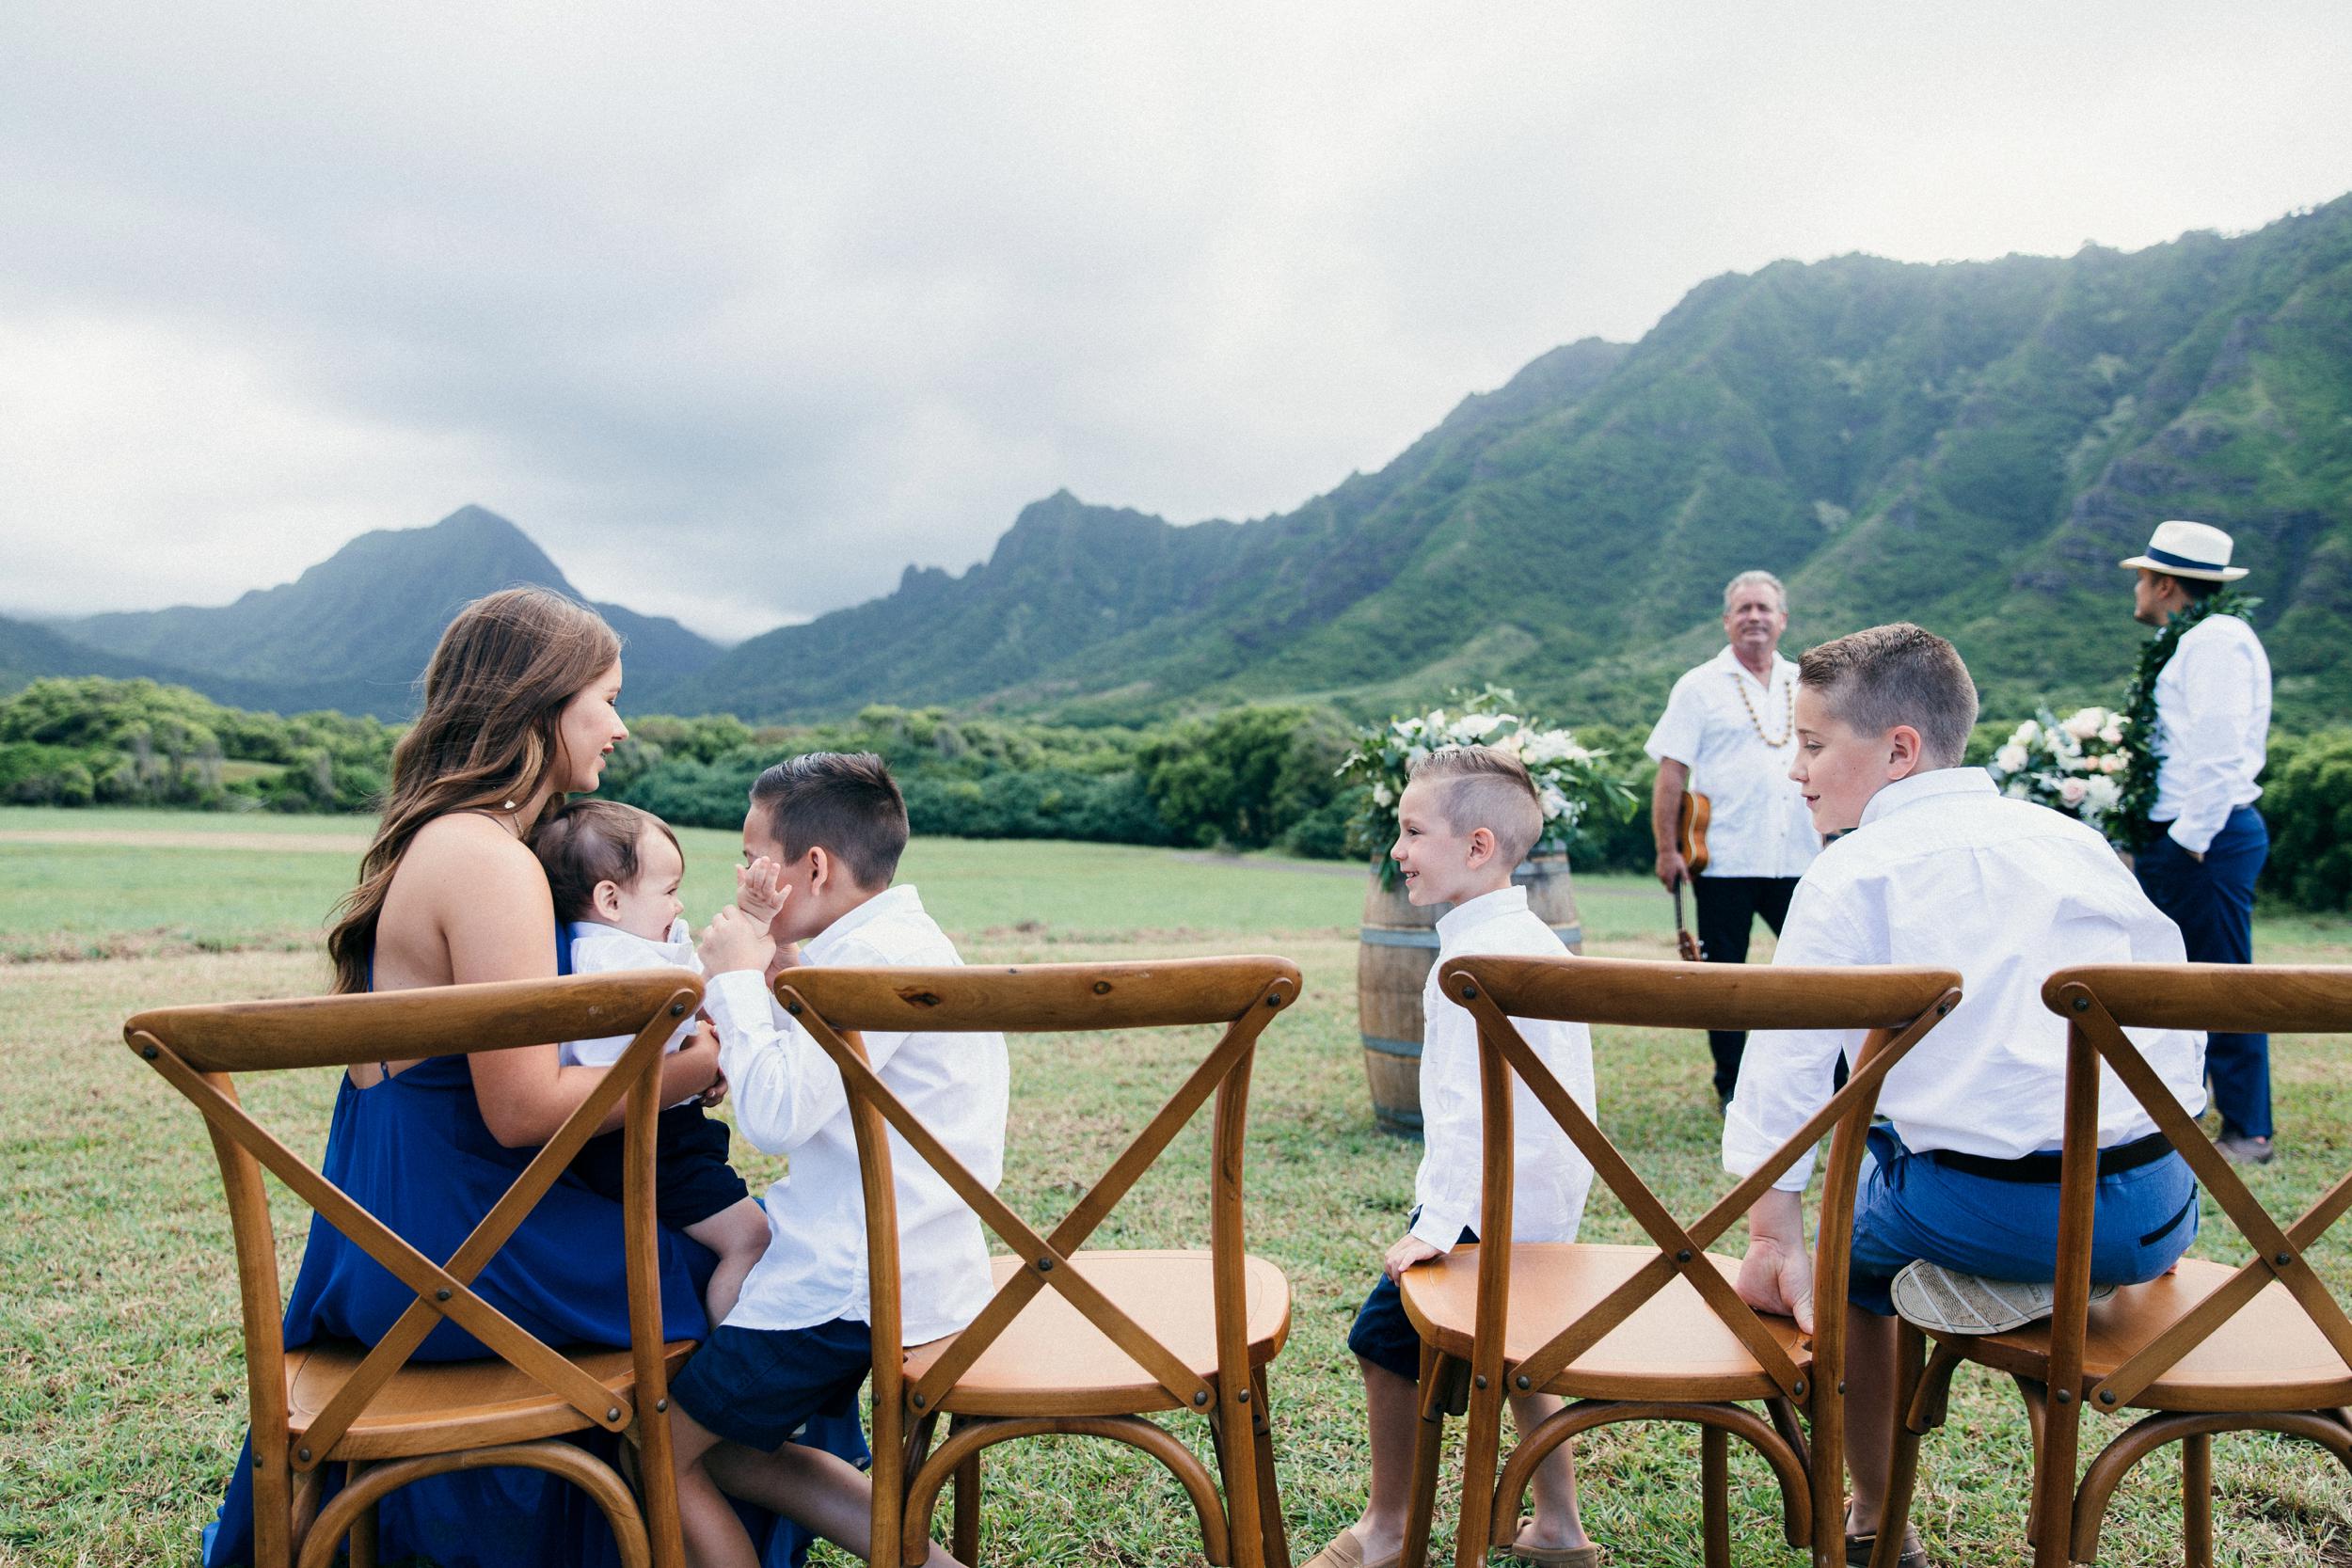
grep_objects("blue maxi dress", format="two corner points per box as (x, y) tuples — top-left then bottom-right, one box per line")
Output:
(201, 969), (866, 1566)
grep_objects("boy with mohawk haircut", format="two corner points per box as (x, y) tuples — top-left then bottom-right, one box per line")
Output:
(1306, 745), (1601, 1568)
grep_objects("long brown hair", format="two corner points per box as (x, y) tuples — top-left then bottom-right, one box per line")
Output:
(326, 587), (623, 992)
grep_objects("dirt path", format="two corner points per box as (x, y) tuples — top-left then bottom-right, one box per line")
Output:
(0, 828), (371, 854)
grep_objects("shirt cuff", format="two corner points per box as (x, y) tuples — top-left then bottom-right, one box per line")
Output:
(1722, 1101), (1814, 1193)
(1410, 1204), (1472, 1254)
(2165, 818), (2216, 856)
(703, 969), (776, 1043)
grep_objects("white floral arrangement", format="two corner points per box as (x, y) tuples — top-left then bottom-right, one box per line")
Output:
(1337, 686), (1637, 879)
(1985, 705), (2131, 833)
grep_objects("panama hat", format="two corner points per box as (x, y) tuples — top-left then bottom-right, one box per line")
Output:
(2119, 519), (2249, 582)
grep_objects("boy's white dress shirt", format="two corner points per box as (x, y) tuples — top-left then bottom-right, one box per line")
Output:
(561, 920), (703, 1104)
(1645, 645), (1821, 878)
(1724, 768), (2207, 1192)
(2151, 613), (2271, 854)
(1408, 885), (1597, 1253)
(702, 885), (1009, 1343)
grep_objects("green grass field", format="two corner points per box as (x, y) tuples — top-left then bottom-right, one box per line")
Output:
(3, 807), (2347, 1565)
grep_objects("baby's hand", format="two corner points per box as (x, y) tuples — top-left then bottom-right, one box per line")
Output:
(736, 856), (790, 928)
(700, 903), (779, 976)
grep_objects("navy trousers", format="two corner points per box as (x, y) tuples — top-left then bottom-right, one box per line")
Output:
(2136, 805), (2270, 1139)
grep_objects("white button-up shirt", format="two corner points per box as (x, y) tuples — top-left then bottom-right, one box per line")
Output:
(2152, 613), (2271, 855)
(703, 885), (1010, 1343)
(1408, 886), (1597, 1253)
(1645, 646), (1821, 879)
(560, 918), (704, 1104)
(1724, 768), (2205, 1192)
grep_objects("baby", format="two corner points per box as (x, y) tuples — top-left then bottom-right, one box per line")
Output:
(531, 799), (775, 1325)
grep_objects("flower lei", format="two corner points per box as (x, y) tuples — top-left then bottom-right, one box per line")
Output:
(2113, 587), (2255, 848)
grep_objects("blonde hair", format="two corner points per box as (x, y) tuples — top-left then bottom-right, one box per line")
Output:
(1724, 570), (1788, 613)
(1797, 623), (1978, 768)
(1407, 745), (1544, 864)
(326, 588), (621, 992)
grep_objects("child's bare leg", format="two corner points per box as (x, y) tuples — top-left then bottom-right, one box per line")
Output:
(1334, 1355), (1422, 1560)
(705, 1438), (964, 1566)
(1506, 1390), (1590, 1550)
(685, 1199), (771, 1326)
(1842, 1305), (1900, 1535)
(669, 1407), (762, 1568)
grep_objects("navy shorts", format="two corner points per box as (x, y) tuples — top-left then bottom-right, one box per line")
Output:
(669, 1319), (874, 1452)
(570, 1103), (751, 1230)
(1347, 1219), (1479, 1382)
(1847, 1126), (2200, 1315)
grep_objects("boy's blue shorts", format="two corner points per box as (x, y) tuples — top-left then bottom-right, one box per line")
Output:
(1347, 1217), (1479, 1383)
(670, 1319), (873, 1452)
(1847, 1125), (2200, 1315)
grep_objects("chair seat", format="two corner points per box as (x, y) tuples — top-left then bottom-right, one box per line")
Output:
(286, 1338), (699, 1461)
(1951, 1258), (2352, 1414)
(1398, 1242), (1811, 1402)
(902, 1249), (1292, 1418)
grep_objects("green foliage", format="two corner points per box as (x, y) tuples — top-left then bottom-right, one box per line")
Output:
(2261, 730), (2352, 911)
(1138, 705), (1349, 850)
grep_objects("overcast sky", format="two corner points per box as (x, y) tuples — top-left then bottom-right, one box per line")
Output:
(5, 4), (2351, 641)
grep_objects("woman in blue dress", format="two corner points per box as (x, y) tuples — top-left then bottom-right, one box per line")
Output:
(204, 587), (859, 1568)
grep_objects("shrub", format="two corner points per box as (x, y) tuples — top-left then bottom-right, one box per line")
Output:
(2260, 730), (2352, 912)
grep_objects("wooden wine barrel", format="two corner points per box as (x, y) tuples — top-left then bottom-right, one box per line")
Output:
(1358, 855), (1583, 1135)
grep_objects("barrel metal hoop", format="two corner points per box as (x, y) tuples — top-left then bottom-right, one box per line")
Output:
(1359, 1034), (1423, 1059)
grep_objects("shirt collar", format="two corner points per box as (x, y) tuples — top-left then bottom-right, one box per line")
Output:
(1712, 643), (1791, 688)
(1856, 766), (1995, 830)
(807, 883), (921, 960)
(1436, 883), (1528, 941)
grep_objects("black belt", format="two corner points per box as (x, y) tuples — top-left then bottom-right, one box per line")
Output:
(1931, 1131), (2175, 1185)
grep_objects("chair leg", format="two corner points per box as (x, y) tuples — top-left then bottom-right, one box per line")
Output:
(2182, 1433), (2212, 1568)
(1251, 1367), (1292, 1568)
(1872, 1323), (1928, 1568)
(950, 1417), (980, 1565)
(1700, 1424), (1731, 1568)
(1454, 1360), (1506, 1568)
(1400, 1347), (1453, 1568)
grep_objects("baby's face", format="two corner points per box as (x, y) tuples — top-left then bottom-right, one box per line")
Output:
(600, 828), (685, 942)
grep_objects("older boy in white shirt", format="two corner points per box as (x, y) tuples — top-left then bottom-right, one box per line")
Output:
(1307, 746), (1599, 1568)
(1725, 624), (2204, 1568)
(668, 752), (1009, 1568)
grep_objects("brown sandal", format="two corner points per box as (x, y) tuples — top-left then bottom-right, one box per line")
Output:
(1505, 1515), (1603, 1566)
(1298, 1528), (1401, 1568)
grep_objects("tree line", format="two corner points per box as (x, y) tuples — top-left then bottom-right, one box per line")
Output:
(5, 676), (2346, 910)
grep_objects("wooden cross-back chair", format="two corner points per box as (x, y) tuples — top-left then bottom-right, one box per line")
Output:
(125, 971), (705, 1568)
(772, 955), (1303, 1568)
(1878, 963), (2352, 1567)
(1400, 954), (1963, 1568)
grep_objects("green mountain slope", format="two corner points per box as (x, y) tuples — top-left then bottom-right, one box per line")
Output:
(680, 197), (2352, 728)
(50, 506), (723, 719)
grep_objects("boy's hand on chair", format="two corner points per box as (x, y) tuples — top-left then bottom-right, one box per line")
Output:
(735, 856), (790, 928)
(700, 904), (778, 976)
(1383, 1234), (1441, 1282)
(1735, 1232), (1816, 1336)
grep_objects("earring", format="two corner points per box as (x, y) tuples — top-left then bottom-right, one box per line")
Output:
(502, 800), (518, 811)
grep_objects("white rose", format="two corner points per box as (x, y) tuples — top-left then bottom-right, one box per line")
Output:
(1492, 731), (1526, 755)
(2099, 752), (2126, 774)
(2016, 720), (2042, 744)
(2058, 777), (2090, 808)
(2099, 723), (2124, 745)
(1994, 744), (2030, 773)
(2063, 709), (2104, 740)
(1371, 783), (1392, 807)
(2083, 776), (2122, 816)
(1454, 713), (1502, 739)
(1537, 784), (1571, 820)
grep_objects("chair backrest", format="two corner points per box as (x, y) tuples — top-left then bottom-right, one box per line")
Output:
(2039, 963), (2352, 1411)
(1437, 955), (1961, 1408)
(124, 970), (701, 1477)
(771, 957), (1300, 1465)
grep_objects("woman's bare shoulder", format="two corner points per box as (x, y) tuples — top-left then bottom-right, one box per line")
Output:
(397, 814), (548, 897)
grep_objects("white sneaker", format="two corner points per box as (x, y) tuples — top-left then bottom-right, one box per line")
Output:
(1889, 1260), (2114, 1336)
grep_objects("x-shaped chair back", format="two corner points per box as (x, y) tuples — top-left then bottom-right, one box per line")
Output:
(125, 970), (702, 1567)
(2039, 964), (2352, 1412)
(1440, 954), (1961, 1406)
(773, 955), (1301, 1566)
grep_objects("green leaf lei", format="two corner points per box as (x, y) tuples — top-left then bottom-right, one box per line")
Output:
(2113, 587), (2257, 848)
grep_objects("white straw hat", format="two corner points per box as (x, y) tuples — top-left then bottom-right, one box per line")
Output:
(2119, 519), (2248, 582)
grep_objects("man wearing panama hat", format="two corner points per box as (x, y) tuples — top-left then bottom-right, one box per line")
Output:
(2122, 519), (2277, 1163)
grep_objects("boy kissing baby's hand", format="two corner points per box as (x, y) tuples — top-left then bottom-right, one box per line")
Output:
(700, 904), (778, 976)
(736, 855), (790, 927)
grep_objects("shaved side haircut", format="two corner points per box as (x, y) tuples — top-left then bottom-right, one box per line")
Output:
(1798, 623), (1979, 768)
(749, 751), (910, 890)
(1408, 745), (1545, 865)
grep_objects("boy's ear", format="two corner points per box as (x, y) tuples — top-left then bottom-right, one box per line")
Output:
(804, 845), (831, 895)
(1885, 724), (1925, 781)
(1468, 825), (1498, 866)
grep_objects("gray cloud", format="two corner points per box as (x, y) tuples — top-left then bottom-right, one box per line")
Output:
(4, 3), (2349, 641)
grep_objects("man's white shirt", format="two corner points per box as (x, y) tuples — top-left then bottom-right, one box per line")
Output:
(702, 885), (1010, 1343)
(1724, 768), (2206, 1192)
(1645, 645), (1820, 879)
(1407, 885), (1597, 1253)
(2152, 613), (2271, 854)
